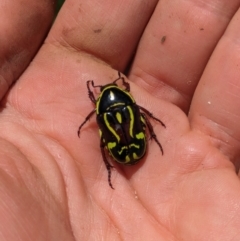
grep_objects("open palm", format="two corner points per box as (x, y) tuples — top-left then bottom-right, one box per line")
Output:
(1, 1), (240, 240)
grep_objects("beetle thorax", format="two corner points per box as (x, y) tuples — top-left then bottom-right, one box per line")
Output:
(96, 85), (135, 114)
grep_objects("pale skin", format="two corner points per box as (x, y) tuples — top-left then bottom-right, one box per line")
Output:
(1, 0), (240, 240)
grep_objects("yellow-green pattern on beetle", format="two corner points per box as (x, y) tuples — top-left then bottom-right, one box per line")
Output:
(78, 72), (166, 189)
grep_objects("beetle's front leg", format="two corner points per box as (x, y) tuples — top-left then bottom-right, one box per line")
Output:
(113, 72), (130, 92)
(87, 80), (97, 103)
(100, 138), (114, 189)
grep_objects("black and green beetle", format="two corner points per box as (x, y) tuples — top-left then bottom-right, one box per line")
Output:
(78, 72), (165, 189)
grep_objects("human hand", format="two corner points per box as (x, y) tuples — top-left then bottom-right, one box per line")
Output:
(1, 1), (240, 240)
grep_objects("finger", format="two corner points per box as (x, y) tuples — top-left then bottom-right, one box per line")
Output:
(189, 8), (240, 167)
(0, 0), (55, 100)
(129, 0), (240, 111)
(46, 0), (158, 71)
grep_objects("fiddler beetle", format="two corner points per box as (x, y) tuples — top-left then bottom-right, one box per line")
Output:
(78, 72), (166, 189)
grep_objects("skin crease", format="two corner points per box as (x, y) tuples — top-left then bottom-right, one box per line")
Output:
(1, 0), (240, 240)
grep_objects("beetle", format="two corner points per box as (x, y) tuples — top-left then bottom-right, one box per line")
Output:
(78, 72), (165, 189)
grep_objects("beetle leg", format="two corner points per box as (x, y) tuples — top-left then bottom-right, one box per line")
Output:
(140, 112), (164, 155)
(87, 80), (97, 103)
(113, 71), (122, 84)
(100, 138), (114, 189)
(78, 109), (96, 137)
(138, 105), (166, 128)
(113, 72), (130, 92)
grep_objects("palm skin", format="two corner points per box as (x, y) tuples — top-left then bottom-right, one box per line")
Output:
(1, 0), (240, 240)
